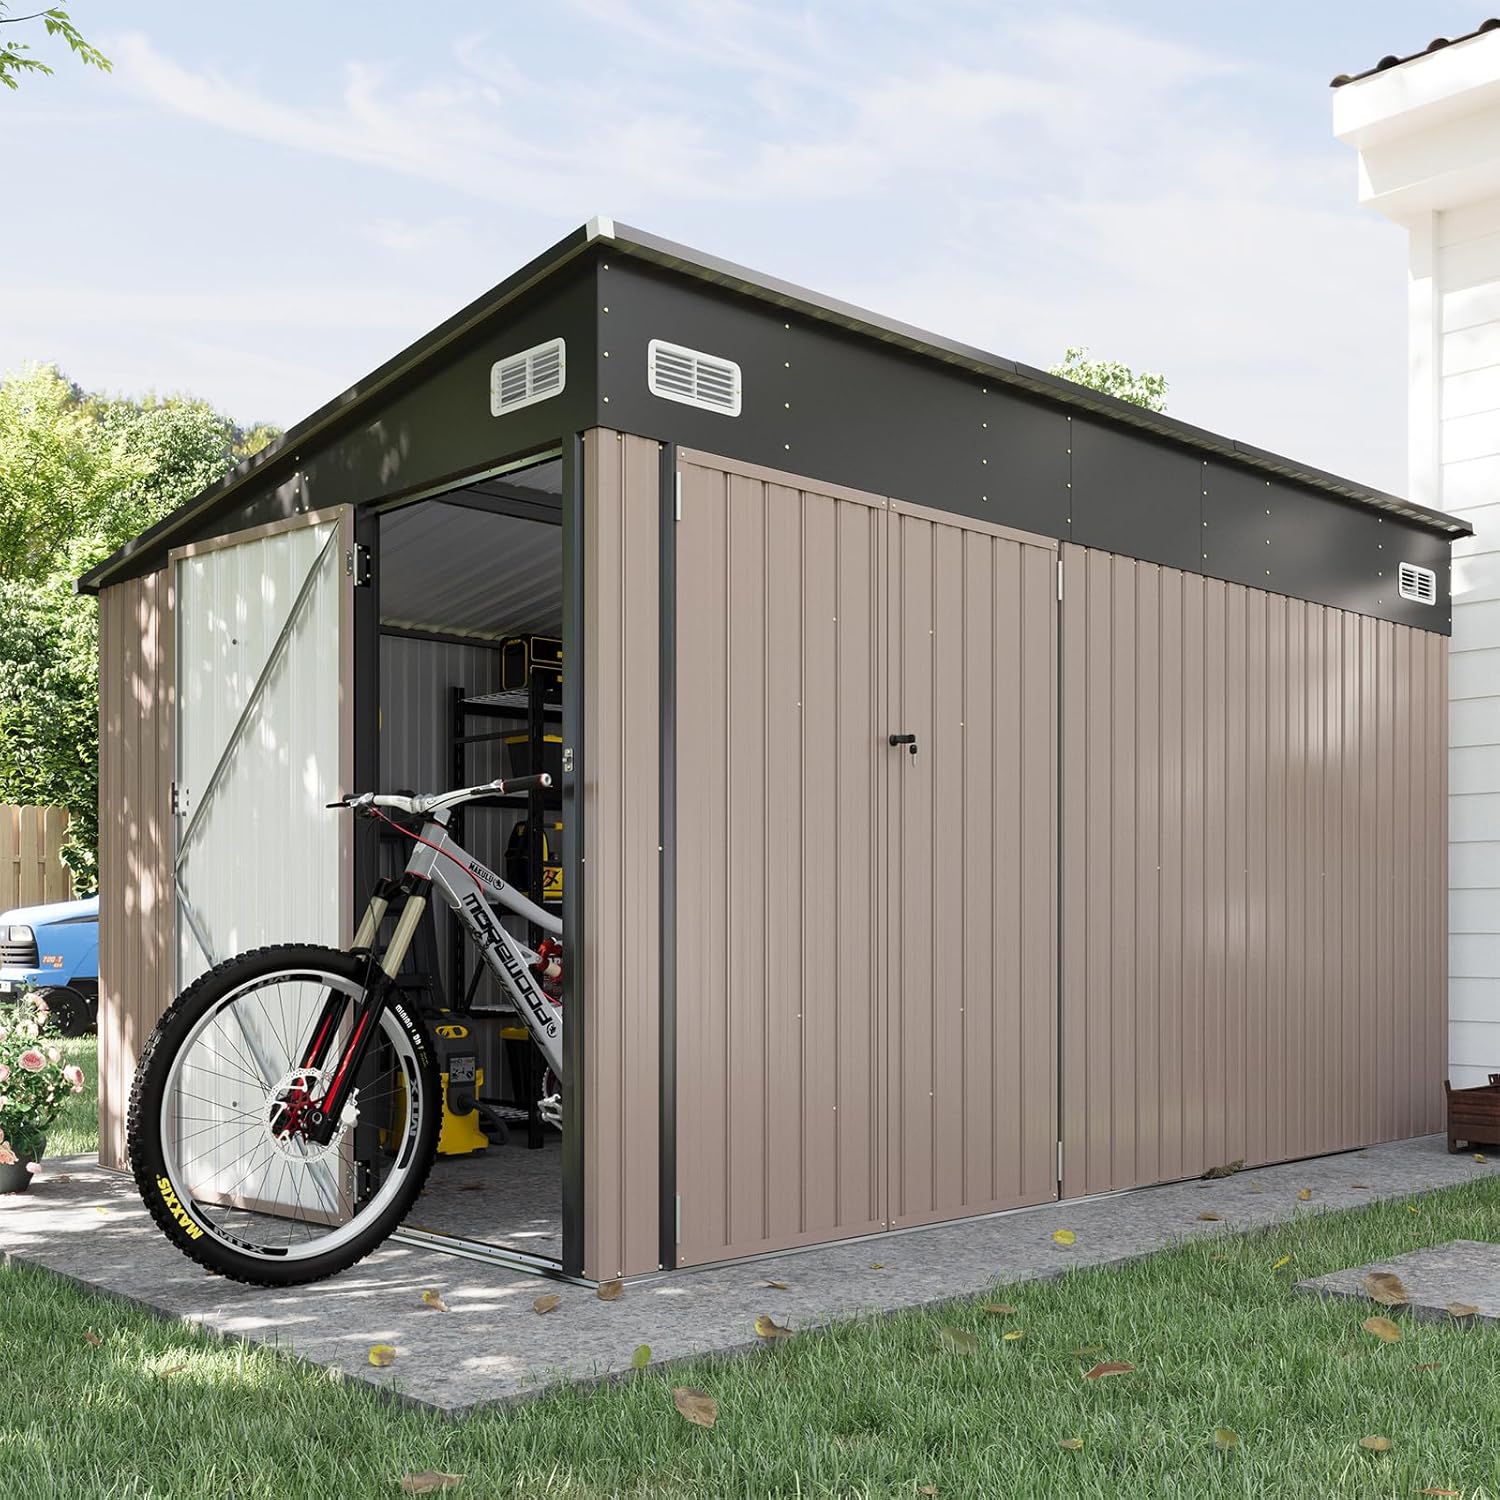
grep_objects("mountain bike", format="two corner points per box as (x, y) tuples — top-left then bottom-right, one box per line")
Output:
(128, 774), (561, 1285)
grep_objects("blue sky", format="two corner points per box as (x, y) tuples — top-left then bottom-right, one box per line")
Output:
(2, 2), (1490, 495)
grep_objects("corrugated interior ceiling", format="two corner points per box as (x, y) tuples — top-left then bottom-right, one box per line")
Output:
(379, 461), (562, 640)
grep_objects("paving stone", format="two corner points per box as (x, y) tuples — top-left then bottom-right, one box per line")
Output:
(2, 1135), (1496, 1414)
(1297, 1239), (1500, 1324)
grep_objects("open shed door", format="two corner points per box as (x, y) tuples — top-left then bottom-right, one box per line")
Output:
(173, 508), (355, 987)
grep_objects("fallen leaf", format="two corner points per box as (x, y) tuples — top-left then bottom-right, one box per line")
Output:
(1350, 1183), (1369, 1189)
(420, 1289), (449, 1313)
(1002, 1330), (1025, 1342)
(1272, 1255), (1292, 1271)
(764, 1281), (789, 1291)
(869, 1262), (885, 1270)
(1198, 1212), (1223, 1222)
(94, 1206), (108, 1215)
(1297, 1188), (1312, 1201)
(1419, 1489), (1460, 1495)
(1052, 1229), (1076, 1246)
(939, 1326), (980, 1353)
(401, 1475), (464, 1496)
(672, 1386), (717, 1428)
(82, 1330), (101, 1347)
(982, 1303), (1017, 1315)
(1362, 1316), (1402, 1343)
(755, 1315), (793, 1340)
(368, 1344), (397, 1367)
(631, 1344), (651, 1369)
(1364, 1272), (1409, 1307)
(459, 1182), (484, 1192)
(918, 1487), (938, 1496)
(54, 1174), (69, 1183)
(1202, 1159), (1244, 1179)
(1475, 1153), (1488, 1163)
(1407, 1204), (1420, 1214)
(533, 1294), (561, 1316)
(1084, 1361), (1135, 1380)
(1446, 1302), (1479, 1319)
(1212, 1427), (1239, 1451)
(1057, 1437), (1084, 1451)
(1359, 1435), (1393, 1452)
(158, 1364), (187, 1376)
(596, 1279), (624, 1302)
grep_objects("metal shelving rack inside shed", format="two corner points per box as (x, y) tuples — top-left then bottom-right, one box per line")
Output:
(448, 675), (562, 1008)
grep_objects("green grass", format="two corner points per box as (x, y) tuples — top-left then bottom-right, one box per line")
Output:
(7, 1180), (1500, 1497)
(45, 1033), (98, 1157)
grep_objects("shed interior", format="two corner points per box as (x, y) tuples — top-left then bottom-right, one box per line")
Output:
(376, 453), (566, 1264)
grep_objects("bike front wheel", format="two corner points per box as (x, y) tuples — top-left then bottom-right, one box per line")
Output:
(128, 944), (440, 1286)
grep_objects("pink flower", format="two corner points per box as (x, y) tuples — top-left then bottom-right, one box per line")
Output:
(63, 1064), (84, 1089)
(0, 1025), (8, 1040)
(24, 1161), (38, 1174)
(32, 998), (48, 1020)
(0, 1063), (9, 1083)
(0, 1143), (14, 1166)
(18, 1049), (44, 1073)
(16, 1020), (38, 1040)
(45, 1047), (60, 1064)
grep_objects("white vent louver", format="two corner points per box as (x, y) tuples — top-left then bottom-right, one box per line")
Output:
(1397, 561), (1437, 606)
(490, 338), (566, 416)
(647, 339), (742, 416)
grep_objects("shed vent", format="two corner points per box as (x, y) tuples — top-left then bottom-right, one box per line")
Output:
(1397, 561), (1437, 605)
(490, 338), (566, 416)
(647, 339), (742, 416)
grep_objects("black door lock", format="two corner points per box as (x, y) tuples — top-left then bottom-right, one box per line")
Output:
(889, 733), (918, 756)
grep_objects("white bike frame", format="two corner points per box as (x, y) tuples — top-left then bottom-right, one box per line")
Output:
(346, 781), (563, 1078)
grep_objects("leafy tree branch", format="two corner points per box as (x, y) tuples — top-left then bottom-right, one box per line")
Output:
(1049, 346), (1169, 413)
(0, 4), (110, 92)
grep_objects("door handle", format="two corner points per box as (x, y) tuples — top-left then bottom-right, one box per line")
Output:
(888, 733), (918, 757)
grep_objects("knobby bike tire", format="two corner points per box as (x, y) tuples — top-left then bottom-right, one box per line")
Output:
(127, 943), (440, 1286)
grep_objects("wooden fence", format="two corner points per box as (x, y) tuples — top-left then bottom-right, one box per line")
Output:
(0, 805), (72, 910)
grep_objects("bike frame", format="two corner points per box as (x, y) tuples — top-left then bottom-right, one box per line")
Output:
(298, 790), (563, 1143)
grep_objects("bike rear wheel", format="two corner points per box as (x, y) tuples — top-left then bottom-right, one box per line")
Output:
(128, 944), (440, 1286)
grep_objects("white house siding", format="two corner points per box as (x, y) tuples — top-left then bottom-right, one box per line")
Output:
(1441, 197), (1500, 1087)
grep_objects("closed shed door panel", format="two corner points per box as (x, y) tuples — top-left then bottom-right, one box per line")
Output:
(675, 458), (886, 1265)
(1059, 544), (1446, 1197)
(172, 509), (352, 1212)
(887, 504), (1058, 1227)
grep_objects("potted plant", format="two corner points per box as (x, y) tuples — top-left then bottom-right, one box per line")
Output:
(0, 991), (85, 1192)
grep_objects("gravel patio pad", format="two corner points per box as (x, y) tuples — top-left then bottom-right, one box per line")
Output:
(1, 1134), (1494, 1415)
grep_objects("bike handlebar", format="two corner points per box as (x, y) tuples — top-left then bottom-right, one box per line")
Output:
(327, 773), (553, 816)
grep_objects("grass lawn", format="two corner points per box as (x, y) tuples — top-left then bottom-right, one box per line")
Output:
(45, 1033), (98, 1157)
(5, 1174), (1500, 1497)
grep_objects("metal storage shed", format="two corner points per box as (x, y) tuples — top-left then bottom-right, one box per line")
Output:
(83, 218), (1471, 1282)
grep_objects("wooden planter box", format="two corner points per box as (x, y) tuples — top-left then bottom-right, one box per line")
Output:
(1445, 1076), (1500, 1153)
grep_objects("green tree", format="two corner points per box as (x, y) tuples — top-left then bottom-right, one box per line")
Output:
(0, 365), (277, 889)
(0, 4), (109, 91)
(1049, 346), (1169, 413)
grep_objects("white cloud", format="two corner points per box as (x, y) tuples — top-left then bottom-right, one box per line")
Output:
(79, 10), (1408, 487)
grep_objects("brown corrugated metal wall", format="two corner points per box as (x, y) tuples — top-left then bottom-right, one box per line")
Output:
(581, 430), (662, 1278)
(1060, 544), (1448, 1197)
(97, 568), (175, 1171)
(887, 501), (1059, 1227)
(675, 453), (888, 1264)
(674, 455), (1060, 1265)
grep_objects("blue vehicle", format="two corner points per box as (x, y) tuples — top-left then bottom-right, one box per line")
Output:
(0, 894), (98, 1035)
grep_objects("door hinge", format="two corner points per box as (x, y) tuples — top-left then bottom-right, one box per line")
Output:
(675, 471), (682, 522)
(346, 543), (372, 587)
(1057, 1140), (1064, 1182)
(171, 782), (190, 815)
(675, 1192), (682, 1244)
(1057, 557), (1063, 602)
